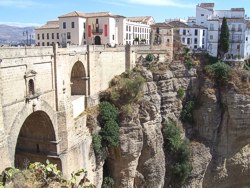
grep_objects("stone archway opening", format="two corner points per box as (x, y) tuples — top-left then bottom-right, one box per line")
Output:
(70, 61), (87, 118)
(15, 111), (61, 170)
(94, 36), (101, 45)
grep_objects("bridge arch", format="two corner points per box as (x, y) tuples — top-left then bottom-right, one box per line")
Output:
(15, 110), (61, 169)
(8, 100), (62, 169)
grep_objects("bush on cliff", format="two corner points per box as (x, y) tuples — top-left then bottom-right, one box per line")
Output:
(205, 61), (232, 85)
(162, 119), (192, 187)
(181, 100), (195, 124)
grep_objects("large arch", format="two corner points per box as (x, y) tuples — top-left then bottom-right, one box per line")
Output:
(14, 110), (62, 170)
(70, 61), (87, 96)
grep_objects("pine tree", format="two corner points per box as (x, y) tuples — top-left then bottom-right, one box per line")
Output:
(218, 17), (229, 58)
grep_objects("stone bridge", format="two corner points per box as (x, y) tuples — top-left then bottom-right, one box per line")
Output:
(0, 44), (129, 178)
(0, 44), (172, 180)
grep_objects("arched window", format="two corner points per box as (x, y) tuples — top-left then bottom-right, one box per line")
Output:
(28, 79), (35, 95)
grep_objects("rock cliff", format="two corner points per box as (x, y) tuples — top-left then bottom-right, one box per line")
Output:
(89, 58), (250, 188)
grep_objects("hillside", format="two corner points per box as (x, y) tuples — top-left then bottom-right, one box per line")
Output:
(0, 24), (36, 45)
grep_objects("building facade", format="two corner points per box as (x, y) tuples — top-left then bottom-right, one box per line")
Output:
(193, 3), (250, 58)
(35, 12), (154, 47)
(167, 20), (207, 51)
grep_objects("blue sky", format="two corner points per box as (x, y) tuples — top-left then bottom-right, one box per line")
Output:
(0, 0), (249, 27)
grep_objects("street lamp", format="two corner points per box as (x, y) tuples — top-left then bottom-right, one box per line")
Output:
(23, 31), (28, 46)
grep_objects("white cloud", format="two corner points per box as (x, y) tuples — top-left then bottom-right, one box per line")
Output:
(100, 0), (194, 8)
(0, 0), (46, 8)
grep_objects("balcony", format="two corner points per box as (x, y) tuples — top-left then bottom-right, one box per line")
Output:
(92, 29), (103, 35)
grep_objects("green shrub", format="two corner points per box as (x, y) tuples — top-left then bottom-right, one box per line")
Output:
(109, 72), (145, 106)
(177, 88), (185, 99)
(120, 104), (134, 116)
(162, 120), (192, 187)
(185, 58), (193, 70)
(92, 133), (102, 155)
(162, 120), (182, 152)
(99, 101), (119, 123)
(102, 176), (114, 188)
(205, 61), (232, 85)
(146, 53), (154, 62)
(100, 120), (120, 147)
(181, 100), (195, 124)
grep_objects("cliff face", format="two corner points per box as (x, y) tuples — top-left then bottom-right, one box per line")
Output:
(89, 60), (250, 188)
(194, 78), (250, 188)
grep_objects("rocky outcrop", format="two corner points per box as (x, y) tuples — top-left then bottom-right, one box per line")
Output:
(90, 59), (250, 188)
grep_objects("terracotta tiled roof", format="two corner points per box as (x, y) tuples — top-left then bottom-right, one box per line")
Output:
(199, 3), (214, 10)
(58, 11), (125, 18)
(167, 21), (189, 28)
(58, 11), (87, 18)
(151, 22), (172, 29)
(35, 20), (59, 30)
(126, 16), (154, 24)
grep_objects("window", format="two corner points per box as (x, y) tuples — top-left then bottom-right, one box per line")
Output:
(237, 44), (240, 50)
(42, 42), (45, 46)
(210, 24), (214, 30)
(37, 42), (40, 46)
(47, 42), (49, 46)
(47, 33), (49, 39)
(187, 38), (191, 44)
(195, 29), (198, 36)
(202, 45), (205, 49)
(84, 32), (86, 39)
(246, 37), (248, 41)
(194, 45), (197, 49)
(202, 38), (205, 44)
(42, 33), (44, 40)
(63, 22), (66, 29)
(57, 33), (59, 39)
(232, 24), (235, 31)
(112, 35), (115, 40)
(28, 79), (35, 95)
(52, 33), (54, 39)
(203, 30), (205, 36)
(183, 29), (186, 35)
(194, 38), (198, 44)
(201, 14), (204, 16)
(37, 34), (40, 40)
(67, 32), (71, 39)
(71, 22), (75, 28)
(84, 23), (86, 28)
(126, 25), (128, 31)
(238, 24), (242, 32)
(96, 19), (99, 24)
(182, 37), (185, 43)
(156, 27), (160, 34)
(210, 35), (213, 40)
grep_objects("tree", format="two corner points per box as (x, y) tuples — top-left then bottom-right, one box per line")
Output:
(218, 17), (229, 58)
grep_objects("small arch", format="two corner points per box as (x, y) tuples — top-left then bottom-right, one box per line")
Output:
(71, 61), (87, 96)
(28, 79), (35, 95)
(94, 36), (101, 45)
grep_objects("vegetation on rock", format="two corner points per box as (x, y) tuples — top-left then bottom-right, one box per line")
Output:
(181, 100), (195, 124)
(205, 61), (232, 85)
(146, 53), (154, 62)
(177, 87), (185, 99)
(0, 160), (95, 188)
(162, 119), (192, 187)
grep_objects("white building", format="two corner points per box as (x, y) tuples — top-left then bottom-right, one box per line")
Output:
(167, 20), (207, 50)
(35, 11), (154, 47)
(193, 3), (250, 58)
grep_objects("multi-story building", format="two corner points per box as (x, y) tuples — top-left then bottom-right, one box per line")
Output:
(167, 20), (207, 51)
(192, 3), (250, 58)
(35, 11), (154, 47)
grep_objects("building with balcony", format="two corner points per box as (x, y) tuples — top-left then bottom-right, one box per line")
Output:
(191, 3), (250, 58)
(35, 11), (154, 47)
